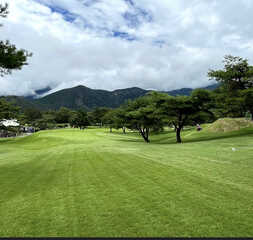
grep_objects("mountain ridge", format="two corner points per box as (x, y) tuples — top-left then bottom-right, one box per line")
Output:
(1, 83), (219, 110)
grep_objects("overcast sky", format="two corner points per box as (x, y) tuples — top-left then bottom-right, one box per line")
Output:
(1, 0), (253, 96)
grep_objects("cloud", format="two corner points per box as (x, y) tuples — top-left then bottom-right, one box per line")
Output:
(1, 0), (253, 96)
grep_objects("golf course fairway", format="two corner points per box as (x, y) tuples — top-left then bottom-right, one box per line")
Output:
(0, 127), (253, 237)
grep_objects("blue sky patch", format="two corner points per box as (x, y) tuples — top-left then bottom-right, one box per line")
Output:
(124, 0), (135, 7)
(153, 40), (166, 48)
(47, 5), (77, 23)
(123, 12), (140, 28)
(112, 31), (136, 41)
(122, 3), (153, 29)
(83, 0), (100, 7)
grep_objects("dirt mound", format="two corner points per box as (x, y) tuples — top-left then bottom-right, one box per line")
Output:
(208, 118), (253, 133)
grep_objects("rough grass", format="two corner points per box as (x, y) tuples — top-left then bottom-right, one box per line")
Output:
(208, 118), (253, 132)
(0, 126), (253, 237)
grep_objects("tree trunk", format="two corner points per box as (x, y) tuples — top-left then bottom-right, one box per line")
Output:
(110, 127), (112, 133)
(176, 128), (182, 143)
(122, 126), (126, 134)
(139, 128), (150, 143)
(250, 110), (253, 121)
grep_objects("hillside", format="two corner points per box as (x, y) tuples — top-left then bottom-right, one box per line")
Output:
(0, 96), (39, 110)
(33, 85), (149, 110)
(1, 83), (219, 110)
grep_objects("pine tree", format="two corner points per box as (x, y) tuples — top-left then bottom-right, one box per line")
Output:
(0, 3), (32, 76)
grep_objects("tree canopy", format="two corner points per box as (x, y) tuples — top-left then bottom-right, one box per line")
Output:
(0, 98), (19, 120)
(123, 96), (163, 143)
(208, 55), (253, 91)
(0, 3), (32, 76)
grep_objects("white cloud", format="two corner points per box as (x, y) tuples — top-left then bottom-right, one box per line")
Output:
(1, 0), (253, 96)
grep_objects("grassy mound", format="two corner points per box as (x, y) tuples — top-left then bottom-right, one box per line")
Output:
(208, 118), (253, 132)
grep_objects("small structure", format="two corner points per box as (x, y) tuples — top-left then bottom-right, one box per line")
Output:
(0, 119), (20, 138)
(0, 119), (20, 127)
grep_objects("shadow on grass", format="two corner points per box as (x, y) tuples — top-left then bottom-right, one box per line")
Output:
(117, 128), (253, 145)
(181, 129), (253, 144)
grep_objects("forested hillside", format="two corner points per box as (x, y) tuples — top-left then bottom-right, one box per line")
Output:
(1, 84), (219, 110)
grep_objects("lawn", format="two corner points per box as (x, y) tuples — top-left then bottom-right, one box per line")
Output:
(0, 126), (253, 237)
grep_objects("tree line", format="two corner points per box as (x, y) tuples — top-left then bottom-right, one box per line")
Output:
(1, 55), (253, 142)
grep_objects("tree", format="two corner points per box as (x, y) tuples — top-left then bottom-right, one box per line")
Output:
(114, 107), (128, 134)
(0, 3), (32, 76)
(152, 90), (214, 143)
(208, 55), (253, 91)
(0, 3), (8, 20)
(124, 96), (163, 143)
(90, 107), (110, 127)
(24, 108), (42, 123)
(242, 89), (253, 120)
(207, 55), (253, 118)
(55, 107), (71, 123)
(211, 87), (245, 118)
(0, 98), (19, 120)
(73, 110), (90, 129)
(102, 109), (117, 133)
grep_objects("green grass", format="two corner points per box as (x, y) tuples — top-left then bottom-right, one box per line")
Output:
(1, 126), (253, 237)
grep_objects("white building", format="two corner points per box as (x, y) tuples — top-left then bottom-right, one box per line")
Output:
(0, 119), (20, 127)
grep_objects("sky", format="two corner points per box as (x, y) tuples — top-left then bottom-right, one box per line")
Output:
(1, 0), (253, 96)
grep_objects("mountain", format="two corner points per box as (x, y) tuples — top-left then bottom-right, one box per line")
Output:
(166, 88), (193, 96)
(1, 83), (219, 111)
(25, 87), (52, 100)
(33, 85), (149, 110)
(165, 83), (219, 96)
(0, 95), (39, 110)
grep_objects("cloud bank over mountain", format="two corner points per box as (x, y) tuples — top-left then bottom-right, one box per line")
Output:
(1, 0), (253, 96)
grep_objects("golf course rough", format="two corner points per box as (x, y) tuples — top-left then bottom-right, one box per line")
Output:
(0, 127), (253, 237)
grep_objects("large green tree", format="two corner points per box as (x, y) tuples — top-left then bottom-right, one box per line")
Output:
(124, 96), (163, 143)
(153, 89), (214, 143)
(208, 55), (253, 118)
(0, 3), (32, 76)
(72, 110), (90, 130)
(208, 55), (253, 91)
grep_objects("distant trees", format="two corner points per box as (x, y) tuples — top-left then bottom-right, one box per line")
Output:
(76, 110), (90, 129)
(70, 110), (89, 129)
(102, 109), (117, 133)
(242, 89), (253, 120)
(102, 107), (128, 133)
(55, 107), (72, 123)
(24, 108), (42, 123)
(90, 107), (110, 127)
(0, 3), (32, 76)
(0, 98), (19, 120)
